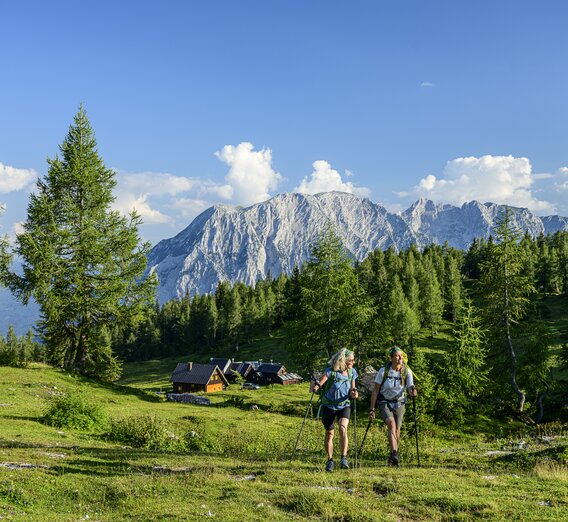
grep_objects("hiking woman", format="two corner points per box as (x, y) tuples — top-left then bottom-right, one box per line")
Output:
(313, 348), (358, 472)
(369, 346), (417, 466)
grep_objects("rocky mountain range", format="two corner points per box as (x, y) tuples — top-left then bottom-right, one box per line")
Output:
(4, 191), (568, 334)
(147, 191), (568, 304)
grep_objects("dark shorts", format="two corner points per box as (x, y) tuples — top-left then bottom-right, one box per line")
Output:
(321, 405), (351, 431)
(378, 402), (405, 428)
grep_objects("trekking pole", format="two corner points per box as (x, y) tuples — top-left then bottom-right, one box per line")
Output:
(357, 417), (373, 461)
(294, 375), (318, 453)
(411, 392), (420, 467)
(353, 393), (358, 469)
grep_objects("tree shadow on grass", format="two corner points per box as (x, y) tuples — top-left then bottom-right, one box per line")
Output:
(1, 415), (40, 423)
(0, 437), (48, 449)
(110, 384), (163, 403)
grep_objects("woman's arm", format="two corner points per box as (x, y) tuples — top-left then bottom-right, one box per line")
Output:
(350, 378), (358, 398)
(405, 369), (417, 395)
(369, 382), (381, 418)
(313, 373), (328, 392)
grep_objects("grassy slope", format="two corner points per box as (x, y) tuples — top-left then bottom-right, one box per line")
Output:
(0, 362), (567, 521)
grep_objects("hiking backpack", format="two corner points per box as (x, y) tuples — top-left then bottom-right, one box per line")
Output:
(379, 362), (410, 391)
(317, 367), (355, 409)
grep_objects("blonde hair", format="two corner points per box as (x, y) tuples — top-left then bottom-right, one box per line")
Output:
(328, 348), (354, 372)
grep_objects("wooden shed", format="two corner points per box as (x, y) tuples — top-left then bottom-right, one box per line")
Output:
(169, 362), (229, 394)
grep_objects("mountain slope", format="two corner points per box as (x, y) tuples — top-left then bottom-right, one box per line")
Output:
(147, 192), (568, 303)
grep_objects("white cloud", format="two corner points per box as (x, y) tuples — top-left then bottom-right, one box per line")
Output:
(533, 173), (554, 180)
(118, 171), (194, 196)
(112, 192), (171, 224)
(170, 198), (211, 219)
(194, 181), (233, 200)
(555, 167), (568, 192)
(412, 155), (554, 213)
(0, 163), (37, 193)
(12, 222), (25, 237)
(294, 160), (371, 197)
(215, 142), (282, 206)
(112, 171), (199, 225)
(421, 82), (436, 88)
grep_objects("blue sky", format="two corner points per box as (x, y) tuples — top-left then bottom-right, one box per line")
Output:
(2, 0), (568, 244)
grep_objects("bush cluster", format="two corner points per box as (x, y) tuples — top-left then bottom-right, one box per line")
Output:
(106, 414), (183, 450)
(42, 394), (108, 431)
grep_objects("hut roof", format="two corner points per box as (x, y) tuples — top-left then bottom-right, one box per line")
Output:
(170, 363), (229, 386)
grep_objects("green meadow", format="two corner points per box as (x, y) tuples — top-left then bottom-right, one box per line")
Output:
(0, 360), (566, 521)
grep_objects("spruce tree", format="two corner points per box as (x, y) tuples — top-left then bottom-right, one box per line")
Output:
(1, 107), (156, 380)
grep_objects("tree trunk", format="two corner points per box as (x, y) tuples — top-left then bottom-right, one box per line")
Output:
(504, 262), (525, 412)
(535, 379), (550, 423)
(505, 320), (525, 412)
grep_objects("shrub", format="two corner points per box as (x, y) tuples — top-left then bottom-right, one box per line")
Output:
(107, 414), (182, 450)
(43, 394), (108, 431)
(184, 429), (220, 452)
(223, 396), (246, 409)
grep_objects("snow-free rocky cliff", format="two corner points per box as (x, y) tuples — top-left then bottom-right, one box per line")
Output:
(147, 192), (568, 303)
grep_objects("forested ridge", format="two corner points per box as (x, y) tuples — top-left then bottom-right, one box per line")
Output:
(104, 220), (568, 424)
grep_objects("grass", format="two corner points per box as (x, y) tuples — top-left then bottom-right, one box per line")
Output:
(1, 363), (567, 520)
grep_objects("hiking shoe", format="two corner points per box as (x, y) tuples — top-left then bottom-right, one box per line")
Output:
(340, 457), (350, 469)
(389, 450), (399, 467)
(325, 458), (334, 472)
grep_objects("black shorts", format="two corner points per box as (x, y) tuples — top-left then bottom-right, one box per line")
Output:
(321, 405), (351, 431)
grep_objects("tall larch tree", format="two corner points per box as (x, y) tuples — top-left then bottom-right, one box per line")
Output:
(291, 226), (373, 368)
(479, 207), (534, 412)
(1, 107), (156, 380)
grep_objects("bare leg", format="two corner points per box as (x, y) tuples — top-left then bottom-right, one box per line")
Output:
(325, 429), (334, 459)
(385, 417), (399, 452)
(338, 417), (349, 456)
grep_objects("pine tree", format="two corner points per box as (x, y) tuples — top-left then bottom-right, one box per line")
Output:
(1, 107), (156, 380)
